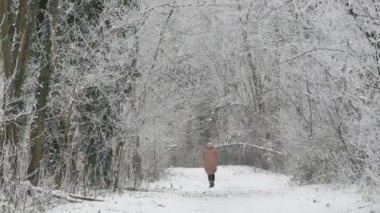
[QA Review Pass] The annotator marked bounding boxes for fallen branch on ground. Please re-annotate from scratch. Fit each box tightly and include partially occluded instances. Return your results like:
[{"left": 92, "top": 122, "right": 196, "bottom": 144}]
[
  {"left": 65, "top": 193, "right": 104, "bottom": 202},
  {"left": 4, "top": 179, "right": 103, "bottom": 203},
  {"left": 28, "top": 183, "right": 105, "bottom": 202}
]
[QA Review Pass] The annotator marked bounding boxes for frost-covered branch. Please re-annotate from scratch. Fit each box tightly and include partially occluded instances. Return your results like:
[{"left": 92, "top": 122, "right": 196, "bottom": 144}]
[
  {"left": 151, "top": 2, "right": 252, "bottom": 9},
  {"left": 0, "top": 14, "right": 5, "bottom": 27},
  {"left": 280, "top": 48, "right": 345, "bottom": 64},
  {"left": 216, "top": 143, "right": 282, "bottom": 155},
  {"left": 257, "top": 0, "right": 294, "bottom": 21}
]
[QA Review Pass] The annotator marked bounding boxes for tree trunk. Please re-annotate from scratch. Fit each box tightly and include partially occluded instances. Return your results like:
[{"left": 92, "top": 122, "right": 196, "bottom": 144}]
[
  {"left": 236, "top": 2, "right": 263, "bottom": 113},
  {"left": 0, "top": 0, "right": 12, "bottom": 80},
  {"left": 1, "top": 0, "right": 40, "bottom": 180},
  {"left": 0, "top": 0, "right": 11, "bottom": 180},
  {"left": 28, "top": 0, "right": 60, "bottom": 186}
]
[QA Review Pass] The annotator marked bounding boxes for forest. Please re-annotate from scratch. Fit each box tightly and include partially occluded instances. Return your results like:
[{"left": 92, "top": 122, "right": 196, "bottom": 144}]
[{"left": 0, "top": 0, "right": 379, "bottom": 211}]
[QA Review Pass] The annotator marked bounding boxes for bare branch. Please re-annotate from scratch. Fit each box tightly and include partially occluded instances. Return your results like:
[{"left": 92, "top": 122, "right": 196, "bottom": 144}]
[
  {"left": 279, "top": 48, "right": 345, "bottom": 64},
  {"left": 151, "top": 6, "right": 174, "bottom": 70},
  {"left": 0, "top": 14, "right": 5, "bottom": 27},
  {"left": 258, "top": 0, "right": 294, "bottom": 21},
  {"left": 216, "top": 143, "right": 282, "bottom": 155},
  {"left": 156, "top": 3, "right": 251, "bottom": 8}
]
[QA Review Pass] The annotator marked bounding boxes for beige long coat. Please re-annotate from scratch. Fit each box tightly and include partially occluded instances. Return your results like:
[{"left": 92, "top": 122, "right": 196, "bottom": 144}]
[{"left": 203, "top": 143, "right": 218, "bottom": 175}]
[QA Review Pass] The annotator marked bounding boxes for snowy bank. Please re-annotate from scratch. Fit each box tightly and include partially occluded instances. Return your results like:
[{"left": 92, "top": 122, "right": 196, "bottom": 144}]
[{"left": 48, "top": 166, "right": 377, "bottom": 213}]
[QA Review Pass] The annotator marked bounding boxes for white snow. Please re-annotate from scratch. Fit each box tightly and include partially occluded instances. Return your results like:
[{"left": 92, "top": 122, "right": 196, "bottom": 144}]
[{"left": 48, "top": 166, "right": 376, "bottom": 213}]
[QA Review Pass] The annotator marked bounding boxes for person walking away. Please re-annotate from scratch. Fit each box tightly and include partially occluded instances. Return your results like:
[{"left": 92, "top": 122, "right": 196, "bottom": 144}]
[{"left": 203, "top": 142, "right": 218, "bottom": 188}]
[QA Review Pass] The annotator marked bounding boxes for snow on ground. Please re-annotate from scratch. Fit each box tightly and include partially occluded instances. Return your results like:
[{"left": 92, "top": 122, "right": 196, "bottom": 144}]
[{"left": 49, "top": 166, "right": 376, "bottom": 213}]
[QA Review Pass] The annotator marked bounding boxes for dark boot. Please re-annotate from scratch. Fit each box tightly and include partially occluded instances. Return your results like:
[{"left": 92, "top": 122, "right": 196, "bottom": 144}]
[{"left": 208, "top": 174, "right": 215, "bottom": 188}]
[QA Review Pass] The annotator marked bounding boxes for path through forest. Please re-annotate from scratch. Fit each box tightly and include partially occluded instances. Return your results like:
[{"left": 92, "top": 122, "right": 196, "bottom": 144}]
[{"left": 49, "top": 166, "right": 375, "bottom": 213}]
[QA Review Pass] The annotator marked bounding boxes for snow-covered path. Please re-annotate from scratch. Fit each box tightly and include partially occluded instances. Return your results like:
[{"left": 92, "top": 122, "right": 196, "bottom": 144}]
[{"left": 49, "top": 166, "right": 373, "bottom": 213}]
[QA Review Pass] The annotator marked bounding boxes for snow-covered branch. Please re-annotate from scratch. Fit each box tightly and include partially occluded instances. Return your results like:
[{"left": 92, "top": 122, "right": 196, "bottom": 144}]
[
  {"left": 216, "top": 143, "right": 282, "bottom": 155},
  {"left": 0, "top": 14, "right": 5, "bottom": 27},
  {"left": 280, "top": 48, "right": 345, "bottom": 64},
  {"left": 150, "top": 2, "right": 252, "bottom": 9},
  {"left": 258, "top": 0, "right": 294, "bottom": 21}
]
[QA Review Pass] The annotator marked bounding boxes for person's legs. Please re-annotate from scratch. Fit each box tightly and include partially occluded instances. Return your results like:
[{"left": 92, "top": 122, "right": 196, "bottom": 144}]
[{"left": 208, "top": 174, "right": 215, "bottom": 188}]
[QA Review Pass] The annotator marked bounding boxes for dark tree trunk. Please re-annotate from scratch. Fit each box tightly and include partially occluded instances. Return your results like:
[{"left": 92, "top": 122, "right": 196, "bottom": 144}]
[{"left": 28, "top": 0, "right": 60, "bottom": 186}]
